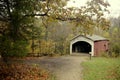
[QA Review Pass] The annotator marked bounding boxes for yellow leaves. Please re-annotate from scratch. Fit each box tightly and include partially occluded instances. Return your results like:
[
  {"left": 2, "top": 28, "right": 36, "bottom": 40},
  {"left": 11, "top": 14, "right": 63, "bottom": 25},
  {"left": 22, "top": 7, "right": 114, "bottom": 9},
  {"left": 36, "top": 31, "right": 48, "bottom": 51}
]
[
  {"left": 38, "top": 0, "right": 110, "bottom": 34},
  {"left": 40, "top": 2, "right": 48, "bottom": 12},
  {"left": 81, "top": 0, "right": 110, "bottom": 32},
  {"left": 39, "top": 40, "right": 55, "bottom": 55}
]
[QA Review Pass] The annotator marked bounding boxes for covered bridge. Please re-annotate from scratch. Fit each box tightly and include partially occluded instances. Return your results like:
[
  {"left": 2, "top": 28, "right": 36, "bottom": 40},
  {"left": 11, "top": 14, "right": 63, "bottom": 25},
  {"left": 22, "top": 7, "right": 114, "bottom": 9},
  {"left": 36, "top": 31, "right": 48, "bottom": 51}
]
[{"left": 70, "top": 35, "right": 109, "bottom": 56}]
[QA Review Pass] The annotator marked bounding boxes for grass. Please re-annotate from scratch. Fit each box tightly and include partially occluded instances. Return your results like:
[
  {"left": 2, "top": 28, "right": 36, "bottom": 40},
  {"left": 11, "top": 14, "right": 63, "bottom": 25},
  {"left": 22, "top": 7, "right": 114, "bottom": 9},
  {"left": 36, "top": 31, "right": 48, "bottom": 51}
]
[{"left": 82, "top": 57, "right": 120, "bottom": 80}]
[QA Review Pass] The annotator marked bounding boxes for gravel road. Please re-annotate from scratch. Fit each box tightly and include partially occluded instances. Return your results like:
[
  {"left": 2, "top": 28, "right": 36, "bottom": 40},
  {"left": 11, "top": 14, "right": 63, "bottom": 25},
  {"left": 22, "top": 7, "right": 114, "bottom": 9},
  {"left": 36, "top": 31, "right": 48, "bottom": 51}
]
[{"left": 25, "top": 56, "right": 88, "bottom": 80}]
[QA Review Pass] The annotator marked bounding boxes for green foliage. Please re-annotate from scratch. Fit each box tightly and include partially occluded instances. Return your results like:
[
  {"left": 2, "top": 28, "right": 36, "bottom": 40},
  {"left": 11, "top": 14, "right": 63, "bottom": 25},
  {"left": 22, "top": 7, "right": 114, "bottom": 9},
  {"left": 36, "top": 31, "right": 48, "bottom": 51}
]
[
  {"left": 47, "top": 22, "right": 73, "bottom": 55},
  {"left": 100, "top": 52, "right": 110, "bottom": 58},
  {"left": 109, "top": 27, "right": 120, "bottom": 57},
  {"left": 0, "top": 36, "right": 28, "bottom": 57},
  {"left": 0, "top": 0, "right": 110, "bottom": 57},
  {"left": 70, "top": 0, "right": 110, "bottom": 35},
  {"left": 27, "top": 21, "right": 72, "bottom": 56},
  {"left": 95, "top": 16, "right": 120, "bottom": 57},
  {"left": 82, "top": 57, "right": 120, "bottom": 80},
  {"left": 8, "top": 40, "right": 28, "bottom": 57},
  {"left": 39, "top": 40, "right": 55, "bottom": 56}
]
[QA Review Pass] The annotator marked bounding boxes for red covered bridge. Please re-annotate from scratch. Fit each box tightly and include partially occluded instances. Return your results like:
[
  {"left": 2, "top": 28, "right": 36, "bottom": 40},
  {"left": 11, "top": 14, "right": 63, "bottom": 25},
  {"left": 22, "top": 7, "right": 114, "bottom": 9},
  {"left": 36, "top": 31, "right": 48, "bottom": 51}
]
[{"left": 70, "top": 35, "right": 109, "bottom": 56}]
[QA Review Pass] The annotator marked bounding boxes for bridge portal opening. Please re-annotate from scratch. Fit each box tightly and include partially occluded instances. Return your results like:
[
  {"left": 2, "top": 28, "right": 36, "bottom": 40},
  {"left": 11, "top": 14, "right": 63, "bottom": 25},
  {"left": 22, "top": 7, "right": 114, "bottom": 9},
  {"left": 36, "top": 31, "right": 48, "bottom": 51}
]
[{"left": 72, "top": 41, "right": 91, "bottom": 53}]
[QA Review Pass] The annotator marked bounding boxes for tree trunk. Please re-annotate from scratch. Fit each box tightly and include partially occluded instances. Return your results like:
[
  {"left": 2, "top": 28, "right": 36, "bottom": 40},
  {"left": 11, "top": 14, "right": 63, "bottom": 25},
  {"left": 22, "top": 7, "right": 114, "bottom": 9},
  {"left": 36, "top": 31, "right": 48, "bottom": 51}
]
[{"left": 31, "top": 38, "right": 35, "bottom": 54}]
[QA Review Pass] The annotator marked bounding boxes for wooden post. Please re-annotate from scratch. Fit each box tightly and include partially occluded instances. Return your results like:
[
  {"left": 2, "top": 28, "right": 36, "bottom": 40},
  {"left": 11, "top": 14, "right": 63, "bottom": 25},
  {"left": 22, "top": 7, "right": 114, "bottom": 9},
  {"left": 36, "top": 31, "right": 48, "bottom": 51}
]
[{"left": 89, "top": 52, "right": 92, "bottom": 60}]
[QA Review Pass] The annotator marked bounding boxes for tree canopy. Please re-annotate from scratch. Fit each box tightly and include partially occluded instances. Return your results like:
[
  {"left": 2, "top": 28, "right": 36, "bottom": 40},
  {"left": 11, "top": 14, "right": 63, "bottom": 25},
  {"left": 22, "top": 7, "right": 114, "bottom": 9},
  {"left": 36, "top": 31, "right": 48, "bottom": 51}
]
[{"left": 0, "top": 0, "right": 110, "bottom": 58}]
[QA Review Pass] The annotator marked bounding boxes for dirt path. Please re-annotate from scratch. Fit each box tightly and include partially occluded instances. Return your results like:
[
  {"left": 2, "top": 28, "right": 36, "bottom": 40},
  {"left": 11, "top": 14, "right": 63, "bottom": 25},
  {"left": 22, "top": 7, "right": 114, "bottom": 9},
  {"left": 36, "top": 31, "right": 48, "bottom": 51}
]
[{"left": 25, "top": 56, "right": 88, "bottom": 80}]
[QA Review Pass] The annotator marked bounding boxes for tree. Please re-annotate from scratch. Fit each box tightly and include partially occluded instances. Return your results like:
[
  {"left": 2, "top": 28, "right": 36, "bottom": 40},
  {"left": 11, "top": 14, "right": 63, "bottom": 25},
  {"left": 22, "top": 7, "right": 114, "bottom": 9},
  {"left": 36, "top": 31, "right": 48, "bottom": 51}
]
[
  {"left": 94, "top": 16, "right": 120, "bottom": 57},
  {"left": 108, "top": 16, "right": 120, "bottom": 56},
  {"left": 110, "top": 27, "right": 120, "bottom": 56},
  {"left": 0, "top": 0, "right": 39, "bottom": 60},
  {"left": 0, "top": 0, "right": 110, "bottom": 59},
  {"left": 47, "top": 21, "right": 73, "bottom": 54}
]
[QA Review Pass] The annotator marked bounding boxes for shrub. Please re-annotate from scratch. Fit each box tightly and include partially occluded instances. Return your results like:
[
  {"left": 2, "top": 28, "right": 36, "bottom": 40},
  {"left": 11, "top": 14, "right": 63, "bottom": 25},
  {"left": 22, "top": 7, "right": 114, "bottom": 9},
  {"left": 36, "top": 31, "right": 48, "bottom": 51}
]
[
  {"left": 8, "top": 40, "right": 28, "bottom": 57},
  {"left": 100, "top": 52, "right": 110, "bottom": 58},
  {"left": 0, "top": 36, "right": 28, "bottom": 57},
  {"left": 38, "top": 40, "right": 55, "bottom": 56},
  {"left": 110, "top": 52, "right": 119, "bottom": 58},
  {"left": 100, "top": 51, "right": 120, "bottom": 58}
]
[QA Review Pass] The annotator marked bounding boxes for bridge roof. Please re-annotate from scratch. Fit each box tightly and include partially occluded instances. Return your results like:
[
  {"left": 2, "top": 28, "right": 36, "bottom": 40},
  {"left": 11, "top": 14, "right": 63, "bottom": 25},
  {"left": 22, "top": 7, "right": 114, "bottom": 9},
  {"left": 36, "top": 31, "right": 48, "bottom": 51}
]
[{"left": 71, "top": 34, "right": 108, "bottom": 41}]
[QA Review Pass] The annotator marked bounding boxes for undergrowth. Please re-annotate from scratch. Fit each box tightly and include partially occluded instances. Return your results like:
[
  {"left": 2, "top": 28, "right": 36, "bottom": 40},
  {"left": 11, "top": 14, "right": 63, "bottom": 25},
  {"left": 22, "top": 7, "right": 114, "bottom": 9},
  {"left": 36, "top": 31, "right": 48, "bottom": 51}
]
[{"left": 0, "top": 61, "right": 52, "bottom": 80}]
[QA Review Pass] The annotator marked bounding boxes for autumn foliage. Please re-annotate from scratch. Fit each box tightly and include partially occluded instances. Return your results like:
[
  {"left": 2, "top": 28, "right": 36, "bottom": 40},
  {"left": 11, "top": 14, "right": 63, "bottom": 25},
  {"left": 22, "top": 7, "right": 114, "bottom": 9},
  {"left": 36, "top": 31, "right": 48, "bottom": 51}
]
[{"left": 0, "top": 62, "right": 50, "bottom": 80}]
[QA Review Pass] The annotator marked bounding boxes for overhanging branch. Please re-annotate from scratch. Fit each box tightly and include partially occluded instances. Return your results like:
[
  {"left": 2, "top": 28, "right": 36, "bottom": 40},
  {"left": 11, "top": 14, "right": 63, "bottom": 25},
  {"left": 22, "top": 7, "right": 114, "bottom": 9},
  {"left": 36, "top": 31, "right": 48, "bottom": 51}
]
[{"left": 24, "top": 12, "right": 48, "bottom": 17}]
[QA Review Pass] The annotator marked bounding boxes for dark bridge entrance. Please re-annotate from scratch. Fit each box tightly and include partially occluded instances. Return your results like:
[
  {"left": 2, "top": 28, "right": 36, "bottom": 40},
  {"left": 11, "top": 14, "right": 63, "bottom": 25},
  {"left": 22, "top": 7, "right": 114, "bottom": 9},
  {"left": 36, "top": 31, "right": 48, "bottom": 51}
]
[{"left": 72, "top": 41, "right": 91, "bottom": 53}]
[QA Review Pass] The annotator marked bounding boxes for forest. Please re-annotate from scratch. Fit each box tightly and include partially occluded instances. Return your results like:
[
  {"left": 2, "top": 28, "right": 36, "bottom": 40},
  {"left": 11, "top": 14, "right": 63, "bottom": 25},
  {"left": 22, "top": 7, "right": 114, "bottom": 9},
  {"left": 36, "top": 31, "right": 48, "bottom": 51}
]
[
  {"left": 0, "top": 0, "right": 113, "bottom": 58},
  {"left": 0, "top": 0, "right": 120, "bottom": 80}
]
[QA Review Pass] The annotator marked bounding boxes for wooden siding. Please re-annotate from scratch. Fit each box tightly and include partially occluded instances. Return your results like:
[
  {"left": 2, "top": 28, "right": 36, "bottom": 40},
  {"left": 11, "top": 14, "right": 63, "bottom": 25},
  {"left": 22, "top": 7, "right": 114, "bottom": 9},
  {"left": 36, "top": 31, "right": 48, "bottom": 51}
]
[{"left": 94, "top": 40, "right": 109, "bottom": 56}]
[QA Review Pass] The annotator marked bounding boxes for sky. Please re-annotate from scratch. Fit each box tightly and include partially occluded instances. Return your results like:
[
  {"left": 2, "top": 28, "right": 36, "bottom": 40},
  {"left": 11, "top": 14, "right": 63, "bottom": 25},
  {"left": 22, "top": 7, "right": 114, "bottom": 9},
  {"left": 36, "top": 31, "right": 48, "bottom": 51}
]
[{"left": 67, "top": 0, "right": 120, "bottom": 18}]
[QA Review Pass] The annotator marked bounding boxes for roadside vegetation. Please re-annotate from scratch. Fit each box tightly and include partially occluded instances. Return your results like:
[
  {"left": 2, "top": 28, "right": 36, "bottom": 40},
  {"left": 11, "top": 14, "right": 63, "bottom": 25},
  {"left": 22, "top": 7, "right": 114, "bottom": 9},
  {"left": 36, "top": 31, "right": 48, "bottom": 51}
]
[
  {"left": 0, "top": 0, "right": 110, "bottom": 59},
  {"left": 0, "top": 58, "right": 55, "bottom": 80},
  {"left": 82, "top": 57, "right": 120, "bottom": 80},
  {"left": 82, "top": 16, "right": 120, "bottom": 80},
  {"left": 0, "top": 0, "right": 120, "bottom": 80}
]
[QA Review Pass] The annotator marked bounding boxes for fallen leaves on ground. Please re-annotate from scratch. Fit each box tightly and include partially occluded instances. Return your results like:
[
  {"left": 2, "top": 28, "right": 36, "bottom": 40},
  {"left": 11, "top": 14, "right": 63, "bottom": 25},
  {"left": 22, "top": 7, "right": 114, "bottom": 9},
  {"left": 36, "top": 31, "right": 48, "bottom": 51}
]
[{"left": 0, "top": 61, "right": 50, "bottom": 80}]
